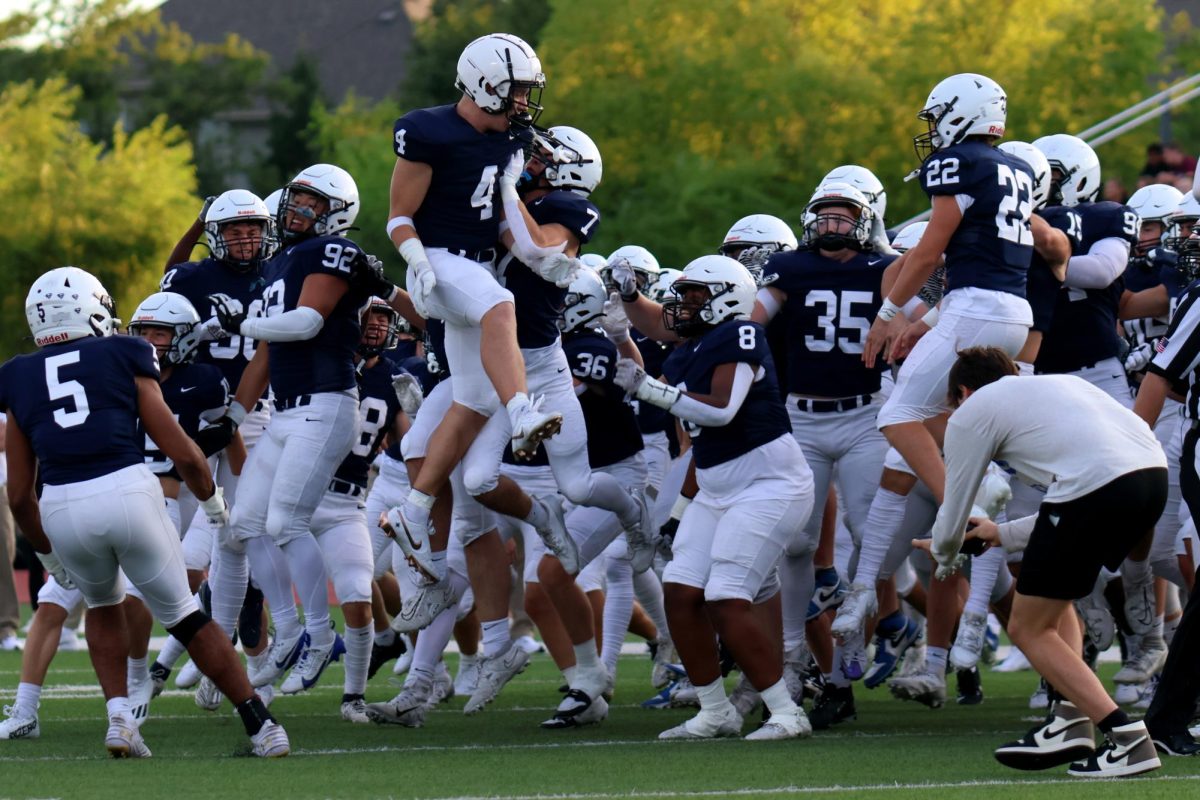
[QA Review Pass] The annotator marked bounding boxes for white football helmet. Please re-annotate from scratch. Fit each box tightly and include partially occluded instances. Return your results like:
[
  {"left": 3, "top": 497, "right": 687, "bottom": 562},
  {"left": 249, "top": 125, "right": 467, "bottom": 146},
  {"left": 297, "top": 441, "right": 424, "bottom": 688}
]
[
  {"left": 128, "top": 291, "right": 203, "bottom": 365},
  {"left": 802, "top": 182, "right": 874, "bottom": 251},
  {"left": 559, "top": 268, "right": 608, "bottom": 333},
  {"left": 1033, "top": 134, "right": 1101, "bottom": 207},
  {"left": 998, "top": 141, "right": 1053, "bottom": 210},
  {"left": 606, "top": 245, "right": 660, "bottom": 295},
  {"left": 538, "top": 126, "right": 602, "bottom": 196},
  {"left": 578, "top": 253, "right": 607, "bottom": 274},
  {"left": 26, "top": 267, "right": 118, "bottom": 346},
  {"left": 205, "top": 189, "right": 275, "bottom": 270},
  {"left": 280, "top": 163, "right": 359, "bottom": 238},
  {"left": 914, "top": 73, "right": 1007, "bottom": 162},
  {"left": 890, "top": 221, "right": 928, "bottom": 253},
  {"left": 1128, "top": 184, "right": 1185, "bottom": 226},
  {"left": 719, "top": 214, "right": 797, "bottom": 284},
  {"left": 820, "top": 165, "right": 887, "bottom": 221},
  {"left": 647, "top": 268, "right": 683, "bottom": 305},
  {"left": 263, "top": 188, "right": 283, "bottom": 218},
  {"left": 663, "top": 255, "right": 757, "bottom": 336},
  {"left": 1165, "top": 193, "right": 1200, "bottom": 252},
  {"left": 359, "top": 297, "right": 400, "bottom": 357},
  {"left": 455, "top": 33, "right": 545, "bottom": 126}
]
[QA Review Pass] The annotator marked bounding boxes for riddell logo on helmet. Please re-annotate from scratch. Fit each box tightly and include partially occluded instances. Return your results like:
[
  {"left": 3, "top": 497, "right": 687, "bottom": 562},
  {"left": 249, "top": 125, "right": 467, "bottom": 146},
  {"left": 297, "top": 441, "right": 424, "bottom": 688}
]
[
  {"left": 989, "top": 125, "right": 1005, "bottom": 135},
  {"left": 36, "top": 331, "right": 71, "bottom": 345}
]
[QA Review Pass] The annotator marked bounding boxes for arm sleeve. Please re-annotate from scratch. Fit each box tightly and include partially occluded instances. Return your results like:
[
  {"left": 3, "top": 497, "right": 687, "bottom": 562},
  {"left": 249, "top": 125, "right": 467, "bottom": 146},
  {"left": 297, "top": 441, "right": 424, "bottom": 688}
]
[
  {"left": 997, "top": 514, "right": 1037, "bottom": 553},
  {"left": 1063, "top": 238, "right": 1130, "bottom": 289},
  {"left": 930, "top": 411, "right": 997, "bottom": 563},
  {"left": 756, "top": 288, "right": 782, "bottom": 322},
  {"left": 670, "top": 362, "right": 756, "bottom": 427},
  {"left": 239, "top": 306, "right": 324, "bottom": 343}
]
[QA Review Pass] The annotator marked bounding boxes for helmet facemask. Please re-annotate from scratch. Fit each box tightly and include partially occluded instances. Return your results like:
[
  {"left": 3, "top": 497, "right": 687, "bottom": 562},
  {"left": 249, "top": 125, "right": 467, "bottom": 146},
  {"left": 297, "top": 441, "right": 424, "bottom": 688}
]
[
  {"left": 913, "top": 97, "right": 955, "bottom": 163},
  {"left": 662, "top": 280, "right": 733, "bottom": 338},
  {"left": 358, "top": 303, "right": 400, "bottom": 358},
  {"left": 1176, "top": 236, "right": 1200, "bottom": 281},
  {"left": 278, "top": 185, "right": 354, "bottom": 241},
  {"left": 804, "top": 203, "right": 871, "bottom": 252},
  {"left": 209, "top": 219, "right": 272, "bottom": 272}
]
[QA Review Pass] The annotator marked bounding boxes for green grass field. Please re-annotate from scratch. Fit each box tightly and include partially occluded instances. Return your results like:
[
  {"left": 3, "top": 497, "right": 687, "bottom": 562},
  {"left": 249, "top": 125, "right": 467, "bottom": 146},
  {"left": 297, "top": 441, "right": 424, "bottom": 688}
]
[{"left": 2, "top": 630, "right": 1199, "bottom": 800}]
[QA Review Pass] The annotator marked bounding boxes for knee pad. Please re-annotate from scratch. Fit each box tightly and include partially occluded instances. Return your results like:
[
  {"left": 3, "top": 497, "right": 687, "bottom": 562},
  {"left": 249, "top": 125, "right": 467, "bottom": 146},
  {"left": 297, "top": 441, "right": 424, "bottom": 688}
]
[
  {"left": 462, "top": 461, "right": 500, "bottom": 498},
  {"left": 167, "top": 610, "right": 212, "bottom": 647}
]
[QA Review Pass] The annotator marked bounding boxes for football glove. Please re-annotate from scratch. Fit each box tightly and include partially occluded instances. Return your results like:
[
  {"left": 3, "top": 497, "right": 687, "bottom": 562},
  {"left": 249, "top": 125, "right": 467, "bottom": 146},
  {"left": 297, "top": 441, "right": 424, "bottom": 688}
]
[
  {"left": 608, "top": 257, "right": 639, "bottom": 302},
  {"left": 193, "top": 417, "right": 238, "bottom": 457},
  {"left": 353, "top": 252, "right": 399, "bottom": 301},
  {"left": 1124, "top": 341, "right": 1154, "bottom": 374},
  {"left": 36, "top": 550, "right": 74, "bottom": 590},
  {"left": 600, "top": 292, "right": 630, "bottom": 344},
  {"left": 392, "top": 372, "right": 424, "bottom": 415},
  {"left": 207, "top": 293, "right": 247, "bottom": 335}
]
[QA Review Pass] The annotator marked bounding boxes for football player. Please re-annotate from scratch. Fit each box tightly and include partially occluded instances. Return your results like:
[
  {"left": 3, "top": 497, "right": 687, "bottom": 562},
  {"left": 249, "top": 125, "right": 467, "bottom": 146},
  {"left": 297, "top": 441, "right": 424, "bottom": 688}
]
[{"left": 2, "top": 267, "right": 287, "bottom": 757}]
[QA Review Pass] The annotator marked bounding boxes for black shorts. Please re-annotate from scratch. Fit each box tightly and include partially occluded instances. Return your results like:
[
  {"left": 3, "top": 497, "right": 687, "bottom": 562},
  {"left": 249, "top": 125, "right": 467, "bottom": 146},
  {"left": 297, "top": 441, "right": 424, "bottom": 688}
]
[{"left": 1017, "top": 467, "right": 1168, "bottom": 601}]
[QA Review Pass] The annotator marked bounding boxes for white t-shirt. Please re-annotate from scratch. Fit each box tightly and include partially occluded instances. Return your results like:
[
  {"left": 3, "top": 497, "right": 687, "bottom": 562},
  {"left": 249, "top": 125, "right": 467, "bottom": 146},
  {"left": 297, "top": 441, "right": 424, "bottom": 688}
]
[{"left": 931, "top": 374, "right": 1166, "bottom": 560}]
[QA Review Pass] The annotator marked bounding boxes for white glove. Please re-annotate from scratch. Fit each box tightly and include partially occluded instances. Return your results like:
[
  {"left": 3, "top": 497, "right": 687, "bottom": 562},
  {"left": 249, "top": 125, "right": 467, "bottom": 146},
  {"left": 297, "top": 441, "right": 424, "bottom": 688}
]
[
  {"left": 531, "top": 252, "right": 580, "bottom": 288},
  {"left": 1124, "top": 342, "right": 1154, "bottom": 373},
  {"left": 615, "top": 358, "right": 681, "bottom": 409},
  {"left": 405, "top": 260, "right": 436, "bottom": 319},
  {"left": 869, "top": 215, "right": 898, "bottom": 255},
  {"left": 37, "top": 550, "right": 74, "bottom": 590},
  {"left": 200, "top": 486, "right": 230, "bottom": 527},
  {"left": 500, "top": 151, "right": 525, "bottom": 193},
  {"left": 195, "top": 317, "right": 227, "bottom": 343},
  {"left": 600, "top": 292, "right": 630, "bottom": 344},
  {"left": 608, "top": 257, "right": 639, "bottom": 301},
  {"left": 392, "top": 372, "right": 424, "bottom": 415}
]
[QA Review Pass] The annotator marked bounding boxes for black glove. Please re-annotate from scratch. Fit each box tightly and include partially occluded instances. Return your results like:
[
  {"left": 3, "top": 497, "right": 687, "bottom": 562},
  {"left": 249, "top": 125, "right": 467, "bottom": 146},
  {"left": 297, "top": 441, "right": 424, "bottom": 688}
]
[
  {"left": 656, "top": 517, "right": 679, "bottom": 561},
  {"left": 198, "top": 195, "right": 217, "bottom": 224},
  {"left": 207, "top": 293, "right": 247, "bottom": 335},
  {"left": 193, "top": 417, "right": 237, "bottom": 457},
  {"left": 352, "top": 252, "right": 398, "bottom": 300}
]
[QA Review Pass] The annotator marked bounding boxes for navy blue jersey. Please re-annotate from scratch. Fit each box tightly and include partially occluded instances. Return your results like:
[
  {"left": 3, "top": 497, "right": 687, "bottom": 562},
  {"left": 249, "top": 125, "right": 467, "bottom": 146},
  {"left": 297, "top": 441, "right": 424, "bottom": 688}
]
[
  {"left": 142, "top": 362, "right": 229, "bottom": 479},
  {"left": 765, "top": 249, "right": 892, "bottom": 397},
  {"left": 161, "top": 258, "right": 268, "bottom": 393},
  {"left": 632, "top": 328, "right": 674, "bottom": 435},
  {"left": 335, "top": 356, "right": 404, "bottom": 489},
  {"left": 0, "top": 336, "right": 159, "bottom": 485},
  {"left": 501, "top": 191, "right": 602, "bottom": 350},
  {"left": 1023, "top": 207, "right": 1081, "bottom": 333},
  {"left": 260, "top": 235, "right": 373, "bottom": 401},
  {"left": 662, "top": 319, "right": 790, "bottom": 469},
  {"left": 383, "top": 355, "right": 434, "bottom": 462},
  {"left": 920, "top": 141, "right": 1034, "bottom": 297},
  {"left": 391, "top": 338, "right": 419, "bottom": 363},
  {"left": 393, "top": 104, "right": 523, "bottom": 251},
  {"left": 1123, "top": 258, "right": 1191, "bottom": 349},
  {"left": 423, "top": 318, "right": 450, "bottom": 380},
  {"left": 563, "top": 329, "right": 642, "bottom": 468},
  {"left": 1035, "top": 202, "right": 1138, "bottom": 374}
]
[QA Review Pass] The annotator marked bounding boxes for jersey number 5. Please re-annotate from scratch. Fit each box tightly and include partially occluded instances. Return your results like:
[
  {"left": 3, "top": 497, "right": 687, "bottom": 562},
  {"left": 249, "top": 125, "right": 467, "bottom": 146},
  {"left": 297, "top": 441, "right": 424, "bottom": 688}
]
[{"left": 45, "top": 351, "right": 90, "bottom": 428}]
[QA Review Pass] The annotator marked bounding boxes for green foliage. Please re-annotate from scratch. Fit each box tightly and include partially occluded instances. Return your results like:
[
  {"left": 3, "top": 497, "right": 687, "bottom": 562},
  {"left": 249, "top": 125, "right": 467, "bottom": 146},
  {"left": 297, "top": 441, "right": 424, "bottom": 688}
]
[
  {"left": 257, "top": 57, "right": 327, "bottom": 193},
  {"left": 0, "top": 79, "right": 199, "bottom": 358}
]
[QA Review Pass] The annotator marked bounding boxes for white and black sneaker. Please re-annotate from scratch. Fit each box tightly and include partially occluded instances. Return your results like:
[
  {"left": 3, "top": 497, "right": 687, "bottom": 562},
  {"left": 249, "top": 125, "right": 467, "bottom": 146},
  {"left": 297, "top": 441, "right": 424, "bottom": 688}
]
[
  {"left": 994, "top": 702, "right": 1096, "bottom": 770},
  {"left": 0, "top": 704, "right": 39, "bottom": 740},
  {"left": 1068, "top": 721, "right": 1161, "bottom": 778},
  {"left": 541, "top": 689, "right": 609, "bottom": 729}
]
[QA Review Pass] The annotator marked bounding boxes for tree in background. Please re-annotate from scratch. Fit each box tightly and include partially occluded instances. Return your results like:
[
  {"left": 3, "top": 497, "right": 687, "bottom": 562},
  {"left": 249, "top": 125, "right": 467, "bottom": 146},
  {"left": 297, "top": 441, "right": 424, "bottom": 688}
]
[
  {"left": 258, "top": 56, "right": 327, "bottom": 193},
  {"left": 0, "top": 79, "right": 199, "bottom": 358}
]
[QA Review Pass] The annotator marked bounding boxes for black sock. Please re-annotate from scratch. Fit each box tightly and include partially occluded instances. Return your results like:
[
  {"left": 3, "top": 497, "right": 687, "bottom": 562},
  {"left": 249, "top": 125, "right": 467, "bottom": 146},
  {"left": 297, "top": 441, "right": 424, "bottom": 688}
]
[
  {"left": 1099, "top": 708, "right": 1131, "bottom": 734},
  {"left": 235, "top": 695, "right": 275, "bottom": 737},
  {"left": 1045, "top": 682, "right": 1064, "bottom": 705},
  {"left": 342, "top": 693, "right": 364, "bottom": 703}
]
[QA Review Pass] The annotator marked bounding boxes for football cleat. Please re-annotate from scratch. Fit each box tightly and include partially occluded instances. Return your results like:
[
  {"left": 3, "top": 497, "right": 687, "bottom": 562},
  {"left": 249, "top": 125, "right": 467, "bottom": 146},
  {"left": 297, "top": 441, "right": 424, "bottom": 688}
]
[
  {"left": 981, "top": 614, "right": 1002, "bottom": 666},
  {"left": 863, "top": 615, "right": 922, "bottom": 688},
  {"left": 253, "top": 630, "right": 308, "bottom": 688},
  {"left": 1067, "top": 721, "right": 1160, "bottom": 778},
  {"left": 195, "top": 676, "right": 223, "bottom": 711},
  {"left": 454, "top": 653, "right": 481, "bottom": 696},
  {"left": 366, "top": 678, "right": 431, "bottom": 725},
  {"left": 368, "top": 632, "right": 410, "bottom": 679},
  {"left": 729, "top": 673, "right": 762, "bottom": 718},
  {"left": 0, "top": 705, "right": 39, "bottom": 740},
  {"left": 807, "top": 566, "right": 849, "bottom": 620},
  {"left": 1151, "top": 730, "right": 1200, "bottom": 756},
  {"left": 105, "top": 715, "right": 151, "bottom": 758},
  {"left": 658, "top": 702, "right": 743, "bottom": 740},
  {"left": 651, "top": 638, "right": 680, "bottom": 690},
  {"left": 391, "top": 573, "right": 455, "bottom": 634},
  {"left": 531, "top": 494, "right": 579, "bottom": 575},
  {"left": 839, "top": 628, "right": 869, "bottom": 682},
  {"left": 995, "top": 702, "right": 1096, "bottom": 770},
  {"left": 541, "top": 689, "right": 609, "bottom": 729},
  {"left": 1134, "top": 675, "right": 1159, "bottom": 711},
  {"left": 993, "top": 647, "right": 1032, "bottom": 673},
  {"left": 464, "top": 646, "right": 530, "bottom": 715},
  {"left": 1113, "top": 637, "right": 1167, "bottom": 685},
  {"left": 428, "top": 660, "right": 455, "bottom": 707},
  {"left": 955, "top": 666, "right": 984, "bottom": 705},
  {"left": 1113, "top": 680, "right": 1144, "bottom": 706},
  {"left": 128, "top": 673, "right": 154, "bottom": 728},
  {"left": 809, "top": 684, "right": 856, "bottom": 730},
  {"left": 949, "top": 611, "right": 988, "bottom": 671},
  {"left": 668, "top": 675, "right": 700, "bottom": 708},
  {"left": 148, "top": 662, "right": 171, "bottom": 699},
  {"left": 175, "top": 659, "right": 202, "bottom": 689},
  {"left": 624, "top": 489, "right": 656, "bottom": 575},
  {"left": 744, "top": 706, "right": 812, "bottom": 741},
  {"left": 249, "top": 720, "right": 290, "bottom": 758},
  {"left": 1029, "top": 678, "right": 1051, "bottom": 710},
  {"left": 888, "top": 669, "right": 946, "bottom": 709},
  {"left": 382, "top": 504, "right": 439, "bottom": 583},
  {"left": 340, "top": 696, "right": 371, "bottom": 724},
  {"left": 830, "top": 582, "right": 877, "bottom": 640},
  {"left": 281, "top": 634, "right": 346, "bottom": 694},
  {"left": 509, "top": 394, "right": 563, "bottom": 461},
  {"left": 392, "top": 636, "right": 415, "bottom": 675},
  {"left": 1075, "top": 589, "right": 1116, "bottom": 653}
]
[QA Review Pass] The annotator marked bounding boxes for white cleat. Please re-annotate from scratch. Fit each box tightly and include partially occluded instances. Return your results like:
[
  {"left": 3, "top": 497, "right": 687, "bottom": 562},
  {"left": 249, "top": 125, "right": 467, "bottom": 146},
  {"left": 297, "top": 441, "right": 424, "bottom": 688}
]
[
  {"left": 888, "top": 669, "right": 947, "bottom": 709},
  {"left": 390, "top": 574, "right": 455, "bottom": 633},
  {"left": 428, "top": 661, "right": 455, "bottom": 708},
  {"left": 624, "top": 489, "right": 656, "bottom": 575},
  {"left": 993, "top": 646, "right": 1032, "bottom": 673},
  {"left": 532, "top": 495, "right": 579, "bottom": 575},
  {"left": 366, "top": 678, "right": 431, "bottom": 725},
  {"left": 729, "top": 673, "right": 762, "bottom": 718},
  {"left": 0, "top": 705, "right": 39, "bottom": 740},
  {"left": 509, "top": 394, "right": 563, "bottom": 461},
  {"left": 1113, "top": 637, "right": 1168, "bottom": 685},
  {"left": 652, "top": 638, "right": 679, "bottom": 690},
  {"left": 541, "top": 690, "right": 609, "bottom": 729},
  {"left": 175, "top": 659, "right": 202, "bottom": 689},
  {"left": 341, "top": 697, "right": 371, "bottom": 724},
  {"left": 464, "top": 646, "right": 531, "bottom": 715},
  {"left": 950, "top": 611, "right": 989, "bottom": 671},
  {"left": 830, "top": 582, "right": 877, "bottom": 641},
  {"left": 393, "top": 636, "right": 415, "bottom": 676},
  {"left": 250, "top": 720, "right": 290, "bottom": 758},
  {"left": 382, "top": 504, "right": 439, "bottom": 583},
  {"left": 658, "top": 702, "right": 743, "bottom": 740},
  {"left": 105, "top": 715, "right": 151, "bottom": 758},
  {"left": 195, "top": 676, "right": 223, "bottom": 711},
  {"left": 454, "top": 654, "right": 481, "bottom": 696},
  {"left": 280, "top": 635, "right": 345, "bottom": 695},
  {"left": 128, "top": 673, "right": 154, "bottom": 729},
  {"left": 252, "top": 630, "right": 307, "bottom": 688},
  {"left": 745, "top": 706, "right": 812, "bottom": 741}
]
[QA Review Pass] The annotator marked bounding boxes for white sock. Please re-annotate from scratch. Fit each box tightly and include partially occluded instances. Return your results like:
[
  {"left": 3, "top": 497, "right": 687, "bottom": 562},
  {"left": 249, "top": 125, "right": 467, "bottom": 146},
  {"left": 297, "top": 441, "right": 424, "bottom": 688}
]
[
  {"left": 854, "top": 488, "right": 909, "bottom": 585},
  {"left": 759, "top": 678, "right": 798, "bottom": 715},
  {"left": 156, "top": 635, "right": 187, "bottom": 672},
  {"left": 208, "top": 545, "right": 249, "bottom": 639},
  {"left": 342, "top": 625, "right": 372, "bottom": 697},
  {"left": 926, "top": 646, "right": 948, "bottom": 675},
  {"left": 430, "top": 550, "right": 448, "bottom": 581},
  {"left": 481, "top": 618, "right": 511, "bottom": 658},
  {"left": 562, "top": 665, "right": 578, "bottom": 685},
  {"left": 573, "top": 639, "right": 600, "bottom": 672},
  {"left": 601, "top": 558, "right": 634, "bottom": 674},
  {"left": 505, "top": 392, "right": 531, "bottom": 418},
  {"left": 696, "top": 678, "right": 728, "bottom": 710},
  {"left": 246, "top": 536, "right": 301, "bottom": 641},
  {"left": 632, "top": 568, "right": 669, "bottom": 636},
  {"left": 106, "top": 696, "right": 130, "bottom": 720},
  {"left": 403, "top": 490, "right": 435, "bottom": 530},
  {"left": 246, "top": 651, "right": 268, "bottom": 673},
  {"left": 15, "top": 682, "right": 41, "bottom": 717},
  {"left": 127, "top": 656, "right": 148, "bottom": 687},
  {"left": 963, "top": 546, "right": 1005, "bottom": 617},
  {"left": 280, "top": 535, "right": 334, "bottom": 648},
  {"left": 780, "top": 552, "right": 815, "bottom": 652},
  {"left": 375, "top": 628, "right": 396, "bottom": 646},
  {"left": 412, "top": 603, "right": 458, "bottom": 676}
]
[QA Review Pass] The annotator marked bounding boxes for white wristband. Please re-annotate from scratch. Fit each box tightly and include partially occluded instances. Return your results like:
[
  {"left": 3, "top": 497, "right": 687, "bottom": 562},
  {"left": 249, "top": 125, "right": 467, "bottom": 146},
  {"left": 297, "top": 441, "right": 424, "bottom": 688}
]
[
  {"left": 670, "top": 495, "right": 692, "bottom": 521},
  {"left": 877, "top": 297, "right": 902, "bottom": 322},
  {"left": 921, "top": 306, "right": 940, "bottom": 327},
  {"left": 386, "top": 216, "right": 414, "bottom": 238},
  {"left": 227, "top": 400, "right": 247, "bottom": 427},
  {"left": 199, "top": 487, "right": 226, "bottom": 517}
]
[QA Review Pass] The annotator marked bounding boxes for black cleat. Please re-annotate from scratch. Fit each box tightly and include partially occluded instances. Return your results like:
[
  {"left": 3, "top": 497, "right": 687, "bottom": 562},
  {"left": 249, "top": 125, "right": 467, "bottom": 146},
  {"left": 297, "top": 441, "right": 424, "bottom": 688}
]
[
  {"left": 238, "top": 585, "right": 265, "bottom": 650},
  {"left": 1152, "top": 730, "right": 1200, "bottom": 756},
  {"left": 810, "top": 684, "right": 856, "bottom": 730},
  {"left": 367, "top": 634, "right": 409, "bottom": 679},
  {"left": 956, "top": 666, "right": 984, "bottom": 705}
]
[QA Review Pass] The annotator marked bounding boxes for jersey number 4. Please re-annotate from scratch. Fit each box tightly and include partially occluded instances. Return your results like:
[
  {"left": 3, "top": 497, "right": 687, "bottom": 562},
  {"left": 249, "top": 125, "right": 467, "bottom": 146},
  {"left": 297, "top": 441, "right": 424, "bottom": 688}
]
[
  {"left": 45, "top": 351, "right": 90, "bottom": 428},
  {"left": 471, "top": 166, "right": 499, "bottom": 221},
  {"left": 804, "top": 290, "right": 873, "bottom": 354}
]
